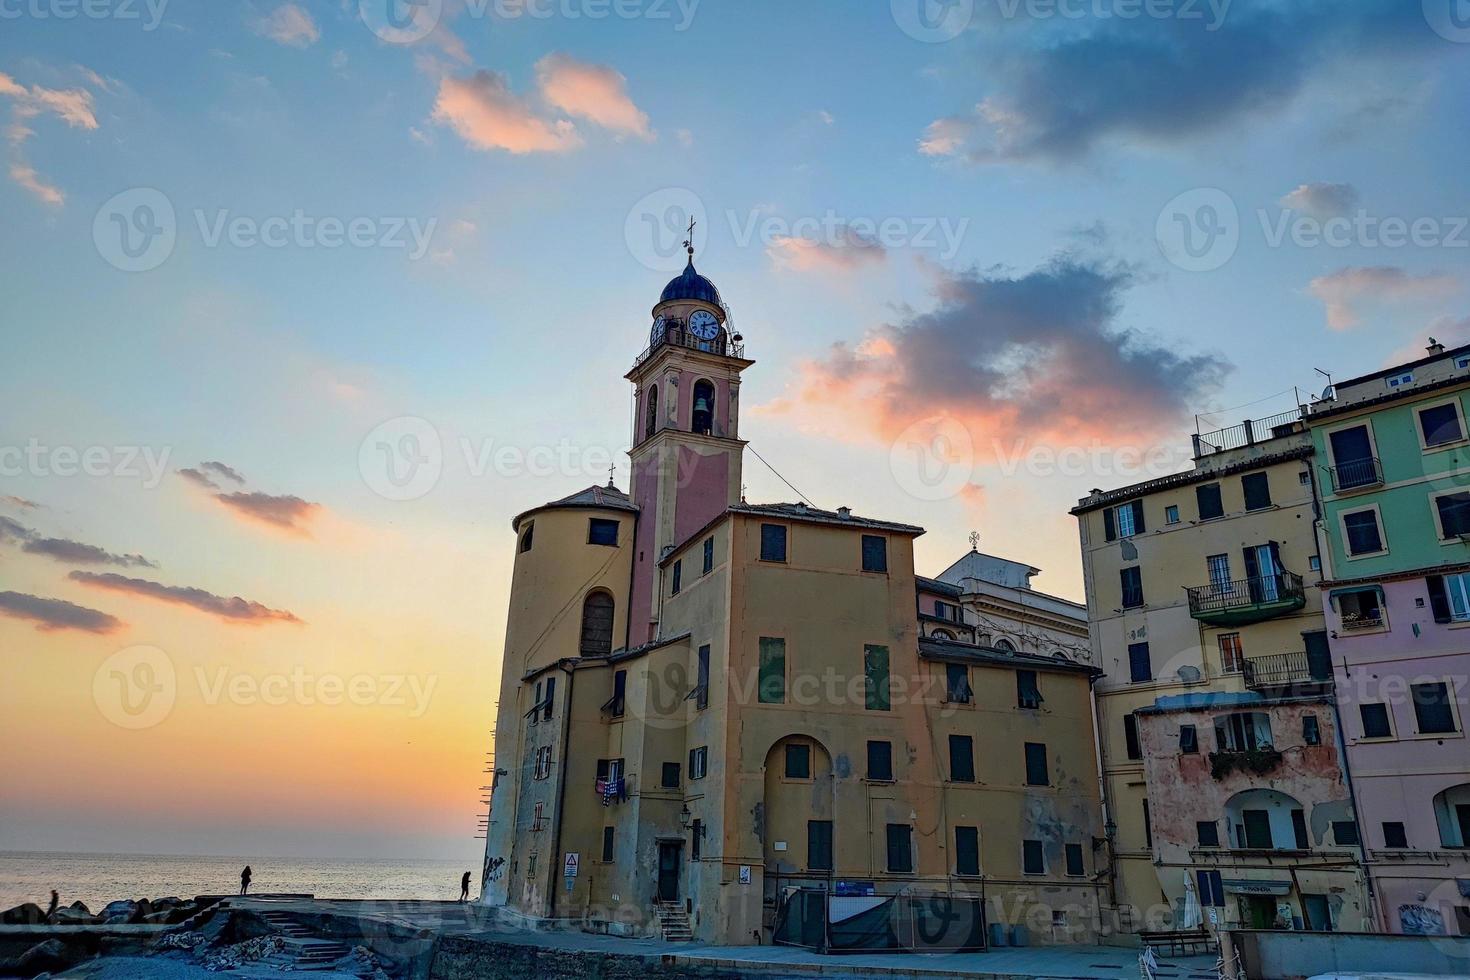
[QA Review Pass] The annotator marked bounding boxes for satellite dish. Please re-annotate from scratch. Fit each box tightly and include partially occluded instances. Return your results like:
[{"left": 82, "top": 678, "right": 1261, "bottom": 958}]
[
  {"left": 1177, "top": 665, "right": 1202, "bottom": 683},
  {"left": 1120, "top": 540, "right": 1139, "bottom": 561}
]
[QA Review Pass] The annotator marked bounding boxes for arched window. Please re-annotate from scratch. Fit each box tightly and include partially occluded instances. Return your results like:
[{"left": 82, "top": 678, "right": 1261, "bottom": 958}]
[
  {"left": 1432, "top": 783, "right": 1470, "bottom": 847},
  {"left": 645, "top": 385, "right": 658, "bottom": 440},
  {"left": 993, "top": 638, "right": 1016, "bottom": 652},
  {"left": 580, "top": 591, "right": 615, "bottom": 656},
  {"left": 932, "top": 629, "right": 955, "bottom": 641},
  {"left": 692, "top": 380, "right": 715, "bottom": 436}
]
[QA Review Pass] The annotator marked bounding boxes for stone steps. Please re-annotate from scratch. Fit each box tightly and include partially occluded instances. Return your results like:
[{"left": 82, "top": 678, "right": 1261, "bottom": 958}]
[{"left": 653, "top": 902, "right": 692, "bottom": 942}]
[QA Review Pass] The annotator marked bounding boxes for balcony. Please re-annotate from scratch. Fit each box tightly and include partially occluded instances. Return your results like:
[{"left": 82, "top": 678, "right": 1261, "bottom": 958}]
[
  {"left": 1242, "top": 651, "right": 1333, "bottom": 693},
  {"left": 632, "top": 320, "right": 746, "bottom": 371},
  {"left": 1186, "top": 573, "right": 1306, "bottom": 626},
  {"left": 1328, "top": 457, "right": 1384, "bottom": 493}
]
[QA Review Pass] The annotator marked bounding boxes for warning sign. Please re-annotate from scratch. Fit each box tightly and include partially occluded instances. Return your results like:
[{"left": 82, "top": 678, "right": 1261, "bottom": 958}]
[{"left": 564, "top": 853, "right": 579, "bottom": 878}]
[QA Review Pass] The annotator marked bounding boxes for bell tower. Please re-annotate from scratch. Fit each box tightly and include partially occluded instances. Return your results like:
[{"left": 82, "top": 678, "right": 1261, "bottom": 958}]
[{"left": 626, "top": 234, "right": 752, "bottom": 644}]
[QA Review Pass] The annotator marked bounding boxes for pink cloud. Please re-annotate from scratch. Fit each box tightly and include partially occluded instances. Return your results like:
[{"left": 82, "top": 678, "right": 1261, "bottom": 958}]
[
  {"left": 431, "top": 70, "right": 581, "bottom": 155},
  {"left": 767, "top": 229, "right": 888, "bottom": 275},
  {"left": 0, "top": 69, "right": 99, "bottom": 206},
  {"left": 252, "top": 3, "right": 320, "bottom": 47},
  {"left": 1307, "top": 266, "right": 1460, "bottom": 331},
  {"left": 534, "top": 53, "right": 652, "bottom": 141},
  {"left": 70, "top": 572, "right": 303, "bottom": 626}
]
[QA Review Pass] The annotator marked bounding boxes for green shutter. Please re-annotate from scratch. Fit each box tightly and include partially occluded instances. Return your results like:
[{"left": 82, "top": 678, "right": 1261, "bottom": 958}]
[
  {"left": 864, "top": 645, "right": 890, "bottom": 711},
  {"left": 759, "top": 637, "right": 786, "bottom": 703}
]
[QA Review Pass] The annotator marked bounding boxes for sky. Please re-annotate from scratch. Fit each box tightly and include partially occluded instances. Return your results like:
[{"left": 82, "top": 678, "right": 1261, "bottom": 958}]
[{"left": 0, "top": 0, "right": 1467, "bottom": 861}]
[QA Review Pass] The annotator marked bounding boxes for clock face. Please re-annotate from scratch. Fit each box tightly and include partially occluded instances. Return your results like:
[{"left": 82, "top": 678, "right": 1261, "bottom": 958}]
[
  {"left": 651, "top": 314, "right": 667, "bottom": 344},
  {"left": 688, "top": 310, "right": 720, "bottom": 340}
]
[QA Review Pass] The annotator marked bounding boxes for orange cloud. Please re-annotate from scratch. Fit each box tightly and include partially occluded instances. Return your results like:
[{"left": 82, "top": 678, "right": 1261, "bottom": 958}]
[
  {"left": 178, "top": 462, "right": 322, "bottom": 538},
  {"left": 1308, "top": 266, "right": 1460, "bottom": 331},
  {"left": 767, "top": 230, "right": 888, "bottom": 275},
  {"left": 70, "top": 572, "right": 303, "bottom": 626},
  {"left": 534, "top": 53, "right": 652, "bottom": 141},
  {"left": 431, "top": 70, "right": 581, "bottom": 155},
  {"left": 0, "top": 69, "right": 100, "bottom": 206}
]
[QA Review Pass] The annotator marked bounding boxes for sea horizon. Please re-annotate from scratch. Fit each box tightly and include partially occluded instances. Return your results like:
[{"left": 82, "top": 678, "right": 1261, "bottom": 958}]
[{"left": 0, "top": 850, "right": 483, "bottom": 913}]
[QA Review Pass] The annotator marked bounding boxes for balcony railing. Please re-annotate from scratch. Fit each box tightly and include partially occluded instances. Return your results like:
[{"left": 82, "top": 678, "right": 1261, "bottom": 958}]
[
  {"left": 1242, "top": 651, "right": 1332, "bottom": 692},
  {"left": 1194, "top": 408, "right": 1304, "bottom": 458},
  {"left": 1186, "top": 573, "right": 1306, "bottom": 626},
  {"left": 632, "top": 323, "right": 745, "bottom": 370},
  {"left": 1328, "top": 457, "right": 1384, "bottom": 493}
]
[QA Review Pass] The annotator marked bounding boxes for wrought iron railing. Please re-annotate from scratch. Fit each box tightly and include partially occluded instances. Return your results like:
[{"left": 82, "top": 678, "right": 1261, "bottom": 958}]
[
  {"left": 1186, "top": 573, "right": 1305, "bottom": 617},
  {"left": 632, "top": 325, "right": 745, "bottom": 370},
  {"left": 1328, "top": 457, "right": 1384, "bottom": 493},
  {"left": 1242, "top": 651, "right": 1328, "bottom": 690},
  {"left": 1195, "top": 409, "right": 1304, "bottom": 457}
]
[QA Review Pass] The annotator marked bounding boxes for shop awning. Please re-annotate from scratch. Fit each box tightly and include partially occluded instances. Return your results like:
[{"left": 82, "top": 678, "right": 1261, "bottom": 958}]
[{"left": 1221, "top": 878, "right": 1292, "bottom": 896}]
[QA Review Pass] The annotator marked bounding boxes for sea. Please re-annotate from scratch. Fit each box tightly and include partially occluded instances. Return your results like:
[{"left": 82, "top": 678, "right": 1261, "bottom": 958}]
[{"left": 0, "top": 851, "right": 477, "bottom": 913}]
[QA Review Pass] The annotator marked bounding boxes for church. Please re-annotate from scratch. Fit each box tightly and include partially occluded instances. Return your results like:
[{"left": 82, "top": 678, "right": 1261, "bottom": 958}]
[{"left": 479, "top": 248, "right": 1107, "bottom": 949}]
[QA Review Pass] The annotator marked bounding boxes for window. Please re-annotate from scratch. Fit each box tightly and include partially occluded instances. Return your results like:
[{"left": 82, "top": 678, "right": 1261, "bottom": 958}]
[
  {"left": 1143, "top": 800, "right": 1152, "bottom": 848},
  {"left": 1022, "top": 839, "right": 1044, "bottom": 875},
  {"left": 808, "top": 820, "right": 833, "bottom": 871},
  {"left": 1303, "top": 714, "right": 1321, "bottom": 746},
  {"left": 1360, "top": 702, "right": 1393, "bottom": 739},
  {"left": 1342, "top": 508, "right": 1385, "bottom": 556},
  {"left": 993, "top": 638, "right": 1016, "bottom": 652},
  {"left": 1016, "top": 670, "right": 1043, "bottom": 709},
  {"left": 702, "top": 536, "right": 714, "bottom": 574},
  {"left": 1329, "top": 424, "right": 1378, "bottom": 489},
  {"left": 861, "top": 534, "right": 888, "bottom": 572},
  {"left": 1197, "top": 821, "right": 1221, "bottom": 848},
  {"left": 645, "top": 383, "right": 658, "bottom": 439},
  {"left": 603, "top": 670, "right": 627, "bottom": 718},
  {"left": 1218, "top": 633, "right": 1244, "bottom": 673},
  {"left": 1024, "top": 742, "right": 1049, "bottom": 786},
  {"left": 691, "top": 379, "right": 715, "bottom": 435},
  {"left": 945, "top": 663, "right": 973, "bottom": 704},
  {"left": 1242, "top": 471, "right": 1272, "bottom": 511},
  {"left": 671, "top": 560, "right": 682, "bottom": 595},
  {"left": 588, "top": 518, "right": 619, "bottom": 546},
  {"left": 949, "top": 734, "right": 975, "bottom": 783},
  {"left": 867, "top": 740, "right": 893, "bottom": 781},
  {"left": 1065, "top": 843, "right": 1085, "bottom": 877},
  {"left": 532, "top": 746, "right": 553, "bottom": 780},
  {"left": 661, "top": 762, "right": 680, "bottom": 788},
  {"left": 864, "top": 645, "right": 890, "bottom": 711},
  {"left": 1165, "top": 504, "right": 1180, "bottom": 525},
  {"left": 886, "top": 824, "right": 913, "bottom": 873},
  {"left": 1388, "top": 371, "right": 1414, "bottom": 388},
  {"left": 785, "top": 743, "right": 811, "bottom": 779},
  {"left": 1338, "top": 588, "right": 1384, "bottom": 630},
  {"left": 1197, "top": 870, "right": 1225, "bottom": 907},
  {"left": 758, "top": 637, "right": 786, "bottom": 704},
  {"left": 1419, "top": 401, "right": 1465, "bottom": 447},
  {"left": 1180, "top": 724, "right": 1199, "bottom": 754},
  {"left": 1207, "top": 553, "right": 1232, "bottom": 594},
  {"left": 689, "top": 746, "right": 708, "bottom": 779},
  {"left": 1434, "top": 491, "right": 1470, "bottom": 539},
  {"left": 1215, "top": 711, "right": 1270, "bottom": 752},
  {"left": 1106, "top": 499, "right": 1145, "bottom": 540},
  {"left": 1412, "top": 682, "right": 1458, "bottom": 734},
  {"left": 595, "top": 758, "right": 625, "bottom": 787},
  {"left": 1120, "top": 567, "right": 1144, "bottom": 608},
  {"left": 579, "top": 591, "right": 616, "bottom": 656},
  {"left": 955, "top": 826, "right": 980, "bottom": 876},
  {"left": 1427, "top": 572, "right": 1470, "bottom": 622},
  {"left": 934, "top": 600, "right": 962, "bottom": 622},
  {"left": 1124, "top": 714, "right": 1141, "bottom": 760},
  {"left": 691, "top": 645, "right": 710, "bottom": 709},
  {"left": 1128, "top": 641, "right": 1152, "bottom": 683},
  {"left": 541, "top": 676, "right": 556, "bottom": 721},
  {"left": 760, "top": 523, "right": 787, "bottom": 562},
  {"left": 691, "top": 819, "right": 703, "bottom": 861},
  {"left": 1292, "top": 809, "right": 1310, "bottom": 849},
  {"left": 1384, "top": 822, "right": 1408, "bottom": 849},
  {"left": 601, "top": 826, "right": 614, "bottom": 862},
  {"left": 519, "top": 522, "right": 534, "bottom": 553},
  {"left": 1333, "top": 821, "right": 1360, "bottom": 846},
  {"left": 1197, "top": 483, "right": 1224, "bottom": 521}
]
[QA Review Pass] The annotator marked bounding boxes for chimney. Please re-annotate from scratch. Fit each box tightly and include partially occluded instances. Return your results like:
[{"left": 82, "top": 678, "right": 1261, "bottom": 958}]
[
  {"left": 1427, "top": 337, "right": 1445, "bottom": 356},
  {"left": 837, "top": 506, "right": 851, "bottom": 519}
]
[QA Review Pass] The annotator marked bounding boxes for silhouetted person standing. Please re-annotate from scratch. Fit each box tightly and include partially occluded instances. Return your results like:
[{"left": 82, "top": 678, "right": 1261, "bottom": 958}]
[
  {"left": 460, "top": 871, "right": 471, "bottom": 902},
  {"left": 240, "top": 866, "right": 252, "bottom": 896}
]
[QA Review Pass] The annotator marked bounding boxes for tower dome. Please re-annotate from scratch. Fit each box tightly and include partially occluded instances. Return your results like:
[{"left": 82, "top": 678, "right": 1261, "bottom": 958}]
[{"left": 660, "top": 258, "right": 722, "bottom": 306}]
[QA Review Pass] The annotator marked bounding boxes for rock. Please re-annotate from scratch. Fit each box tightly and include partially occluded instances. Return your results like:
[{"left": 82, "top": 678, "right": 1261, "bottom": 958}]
[
  {"left": 1, "top": 903, "right": 46, "bottom": 925},
  {"left": 49, "top": 907, "right": 100, "bottom": 925},
  {"left": 67, "top": 900, "right": 92, "bottom": 915},
  {"left": 16, "top": 939, "right": 74, "bottom": 977},
  {"left": 141, "top": 910, "right": 174, "bottom": 924},
  {"left": 151, "top": 896, "right": 182, "bottom": 909},
  {"left": 101, "top": 900, "right": 137, "bottom": 920}
]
